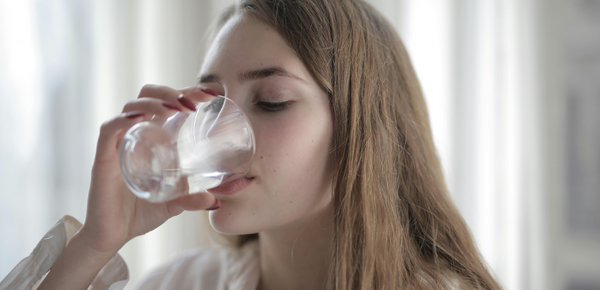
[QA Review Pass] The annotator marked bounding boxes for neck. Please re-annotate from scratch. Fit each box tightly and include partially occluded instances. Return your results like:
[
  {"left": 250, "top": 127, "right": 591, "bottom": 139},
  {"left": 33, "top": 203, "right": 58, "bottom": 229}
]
[{"left": 257, "top": 203, "right": 334, "bottom": 290}]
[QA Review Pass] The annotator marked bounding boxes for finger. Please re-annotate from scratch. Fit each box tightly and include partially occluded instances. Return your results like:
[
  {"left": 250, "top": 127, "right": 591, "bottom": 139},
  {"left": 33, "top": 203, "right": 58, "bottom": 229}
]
[
  {"left": 178, "top": 86, "right": 219, "bottom": 103},
  {"left": 138, "top": 84, "right": 196, "bottom": 112},
  {"left": 122, "top": 97, "right": 182, "bottom": 117},
  {"left": 138, "top": 84, "right": 181, "bottom": 100},
  {"left": 95, "top": 111, "right": 147, "bottom": 163},
  {"left": 138, "top": 84, "right": 217, "bottom": 111},
  {"left": 165, "top": 192, "right": 220, "bottom": 216}
]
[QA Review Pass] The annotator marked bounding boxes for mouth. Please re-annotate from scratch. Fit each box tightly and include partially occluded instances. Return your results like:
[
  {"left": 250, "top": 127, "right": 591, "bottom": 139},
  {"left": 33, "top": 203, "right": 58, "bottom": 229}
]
[{"left": 207, "top": 177, "right": 254, "bottom": 195}]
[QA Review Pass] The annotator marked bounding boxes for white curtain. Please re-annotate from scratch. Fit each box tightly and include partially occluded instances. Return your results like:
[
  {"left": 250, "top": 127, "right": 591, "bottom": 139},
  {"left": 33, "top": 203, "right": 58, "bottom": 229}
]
[
  {"left": 375, "top": 0, "right": 600, "bottom": 289},
  {"left": 0, "top": 0, "right": 235, "bottom": 287},
  {"left": 372, "top": 0, "right": 562, "bottom": 289},
  {"left": 0, "top": 0, "right": 597, "bottom": 289}
]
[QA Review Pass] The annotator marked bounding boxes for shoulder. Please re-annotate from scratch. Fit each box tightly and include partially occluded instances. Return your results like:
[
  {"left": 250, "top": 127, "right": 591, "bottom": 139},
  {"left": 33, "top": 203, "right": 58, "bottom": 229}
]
[{"left": 133, "top": 240, "right": 260, "bottom": 290}]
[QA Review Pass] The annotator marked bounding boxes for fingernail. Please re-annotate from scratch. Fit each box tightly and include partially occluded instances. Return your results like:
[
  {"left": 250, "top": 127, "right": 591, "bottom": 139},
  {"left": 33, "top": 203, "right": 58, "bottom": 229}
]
[
  {"left": 162, "top": 102, "right": 182, "bottom": 111},
  {"left": 125, "top": 111, "right": 145, "bottom": 118},
  {"left": 207, "top": 199, "right": 221, "bottom": 211},
  {"left": 177, "top": 95, "right": 197, "bottom": 111},
  {"left": 200, "top": 87, "right": 219, "bottom": 97}
]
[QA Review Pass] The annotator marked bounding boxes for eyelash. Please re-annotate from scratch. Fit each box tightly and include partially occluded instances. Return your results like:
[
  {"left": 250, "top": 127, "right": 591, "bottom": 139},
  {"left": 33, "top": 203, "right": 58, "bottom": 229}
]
[{"left": 256, "top": 101, "right": 291, "bottom": 112}]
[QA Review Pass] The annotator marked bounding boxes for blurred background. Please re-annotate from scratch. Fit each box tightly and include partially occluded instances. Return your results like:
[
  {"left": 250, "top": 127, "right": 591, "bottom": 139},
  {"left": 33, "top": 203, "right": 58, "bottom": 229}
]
[{"left": 0, "top": 0, "right": 598, "bottom": 289}]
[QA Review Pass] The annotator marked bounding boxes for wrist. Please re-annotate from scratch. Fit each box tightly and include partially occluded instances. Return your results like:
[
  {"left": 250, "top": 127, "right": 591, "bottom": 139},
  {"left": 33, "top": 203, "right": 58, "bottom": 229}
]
[
  {"left": 72, "top": 226, "right": 125, "bottom": 258},
  {"left": 36, "top": 228, "right": 123, "bottom": 290}
]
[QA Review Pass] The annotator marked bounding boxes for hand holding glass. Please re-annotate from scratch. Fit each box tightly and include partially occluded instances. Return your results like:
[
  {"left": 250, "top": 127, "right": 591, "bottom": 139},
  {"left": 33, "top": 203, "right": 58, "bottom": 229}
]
[{"left": 119, "top": 96, "right": 255, "bottom": 203}]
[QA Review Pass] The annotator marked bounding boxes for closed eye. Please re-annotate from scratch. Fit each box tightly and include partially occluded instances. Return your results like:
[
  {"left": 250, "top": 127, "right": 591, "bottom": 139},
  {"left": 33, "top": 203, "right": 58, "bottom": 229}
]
[{"left": 257, "top": 101, "right": 292, "bottom": 112}]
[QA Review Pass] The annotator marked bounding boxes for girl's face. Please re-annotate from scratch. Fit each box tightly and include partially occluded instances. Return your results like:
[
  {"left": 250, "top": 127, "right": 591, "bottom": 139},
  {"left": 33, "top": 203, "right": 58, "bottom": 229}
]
[{"left": 200, "top": 14, "right": 333, "bottom": 235}]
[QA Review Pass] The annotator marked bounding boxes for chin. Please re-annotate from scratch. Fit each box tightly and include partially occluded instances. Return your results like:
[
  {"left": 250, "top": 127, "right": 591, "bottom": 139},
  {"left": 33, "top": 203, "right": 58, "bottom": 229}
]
[{"left": 208, "top": 208, "right": 262, "bottom": 235}]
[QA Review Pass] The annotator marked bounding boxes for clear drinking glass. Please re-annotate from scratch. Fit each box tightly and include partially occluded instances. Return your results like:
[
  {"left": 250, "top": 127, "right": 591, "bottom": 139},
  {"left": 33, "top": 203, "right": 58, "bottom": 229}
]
[{"left": 118, "top": 96, "right": 255, "bottom": 203}]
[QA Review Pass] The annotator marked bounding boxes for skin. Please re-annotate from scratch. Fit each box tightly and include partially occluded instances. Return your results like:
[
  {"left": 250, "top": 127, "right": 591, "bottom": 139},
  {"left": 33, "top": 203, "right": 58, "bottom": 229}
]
[
  {"left": 200, "top": 14, "right": 335, "bottom": 290},
  {"left": 38, "top": 13, "right": 334, "bottom": 290}
]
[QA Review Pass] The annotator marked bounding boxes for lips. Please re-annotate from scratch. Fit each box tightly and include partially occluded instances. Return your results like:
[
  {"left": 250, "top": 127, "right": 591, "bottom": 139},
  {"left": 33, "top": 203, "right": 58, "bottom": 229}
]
[{"left": 207, "top": 177, "right": 253, "bottom": 195}]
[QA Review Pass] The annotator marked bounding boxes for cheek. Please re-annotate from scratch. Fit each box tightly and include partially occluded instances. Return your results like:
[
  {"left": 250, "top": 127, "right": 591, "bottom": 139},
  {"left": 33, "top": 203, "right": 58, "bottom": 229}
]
[
  {"left": 252, "top": 109, "right": 332, "bottom": 197},
  {"left": 209, "top": 104, "right": 333, "bottom": 234}
]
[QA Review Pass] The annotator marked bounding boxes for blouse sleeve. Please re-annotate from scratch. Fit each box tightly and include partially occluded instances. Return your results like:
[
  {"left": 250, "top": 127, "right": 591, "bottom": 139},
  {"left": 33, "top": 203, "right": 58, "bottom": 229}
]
[{"left": 0, "top": 215, "right": 129, "bottom": 290}]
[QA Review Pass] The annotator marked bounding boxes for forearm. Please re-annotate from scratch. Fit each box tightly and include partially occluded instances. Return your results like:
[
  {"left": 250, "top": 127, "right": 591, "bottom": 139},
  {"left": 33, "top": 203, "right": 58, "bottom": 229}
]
[{"left": 36, "top": 230, "right": 121, "bottom": 290}]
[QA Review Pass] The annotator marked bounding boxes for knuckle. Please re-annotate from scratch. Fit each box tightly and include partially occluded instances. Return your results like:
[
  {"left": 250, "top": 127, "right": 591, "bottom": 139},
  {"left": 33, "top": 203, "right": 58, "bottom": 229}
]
[
  {"left": 100, "top": 119, "right": 112, "bottom": 131},
  {"left": 139, "top": 84, "right": 159, "bottom": 98},
  {"left": 122, "top": 100, "right": 137, "bottom": 112},
  {"left": 99, "top": 119, "right": 114, "bottom": 135},
  {"left": 99, "top": 115, "right": 126, "bottom": 135}
]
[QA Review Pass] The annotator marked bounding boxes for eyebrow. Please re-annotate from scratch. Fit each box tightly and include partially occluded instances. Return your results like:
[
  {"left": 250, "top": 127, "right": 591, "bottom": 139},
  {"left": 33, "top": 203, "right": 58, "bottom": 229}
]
[{"left": 197, "top": 67, "right": 308, "bottom": 85}]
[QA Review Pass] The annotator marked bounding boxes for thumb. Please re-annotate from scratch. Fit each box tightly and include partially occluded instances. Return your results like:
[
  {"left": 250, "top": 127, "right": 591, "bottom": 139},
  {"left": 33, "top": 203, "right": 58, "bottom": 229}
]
[{"left": 165, "top": 192, "right": 220, "bottom": 217}]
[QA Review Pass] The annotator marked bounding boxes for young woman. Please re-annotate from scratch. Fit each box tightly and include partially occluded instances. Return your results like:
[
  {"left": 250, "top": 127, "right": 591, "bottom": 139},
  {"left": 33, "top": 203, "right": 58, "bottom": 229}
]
[{"left": 6, "top": 0, "right": 502, "bottom": 289}]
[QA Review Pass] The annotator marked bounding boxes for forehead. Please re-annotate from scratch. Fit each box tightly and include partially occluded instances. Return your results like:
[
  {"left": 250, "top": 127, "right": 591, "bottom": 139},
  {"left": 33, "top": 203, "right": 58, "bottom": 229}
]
[{"left": 200, "top": 14, "right": 306, "bottom": 80}]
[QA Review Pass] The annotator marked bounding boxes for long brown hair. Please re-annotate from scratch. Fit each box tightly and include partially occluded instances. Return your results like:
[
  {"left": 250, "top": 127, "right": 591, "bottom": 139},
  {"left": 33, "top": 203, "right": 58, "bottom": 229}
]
[{"left": 208, "top": 0, "right": 502, "bottom": 289}]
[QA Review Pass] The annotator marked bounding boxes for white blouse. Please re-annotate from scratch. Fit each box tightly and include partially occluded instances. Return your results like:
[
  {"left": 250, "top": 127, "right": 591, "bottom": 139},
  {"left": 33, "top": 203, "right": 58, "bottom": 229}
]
[{"left": 0, "top": 215, "right": 261, "bottom": 290}]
